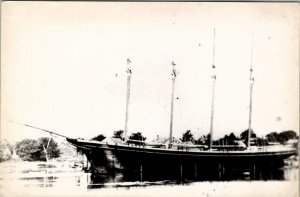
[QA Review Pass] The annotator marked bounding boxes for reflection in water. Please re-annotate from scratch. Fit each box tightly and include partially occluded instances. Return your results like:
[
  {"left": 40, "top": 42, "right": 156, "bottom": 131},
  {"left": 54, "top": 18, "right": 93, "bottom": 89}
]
[
  {"left": 86, "top": 166, "right": 291, "bottom": 189},
  {"left": 0, "top": 159, "right": 298, "bottom": 195}
]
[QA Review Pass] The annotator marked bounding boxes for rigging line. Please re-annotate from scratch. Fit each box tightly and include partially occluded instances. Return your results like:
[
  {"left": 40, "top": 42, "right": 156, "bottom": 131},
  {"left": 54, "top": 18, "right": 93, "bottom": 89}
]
[{"left": 9, "top": 120, "right": 69, "bottom": 139}]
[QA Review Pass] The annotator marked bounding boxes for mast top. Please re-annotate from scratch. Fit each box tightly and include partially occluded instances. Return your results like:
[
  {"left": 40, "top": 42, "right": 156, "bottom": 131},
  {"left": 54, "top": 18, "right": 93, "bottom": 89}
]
[
  {"left": 126, "top": 58, "right": 132, "bottom": 75},
  {"left": 212, "top": 28, "right": 216, "bottom": 80},
  {"left": 171, "top": 61, "right": 177, "bottom": 78}
]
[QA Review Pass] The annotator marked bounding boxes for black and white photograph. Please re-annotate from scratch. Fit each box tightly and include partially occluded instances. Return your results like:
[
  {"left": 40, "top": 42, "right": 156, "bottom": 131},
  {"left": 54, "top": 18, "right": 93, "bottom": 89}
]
[{"left": 0, "top": 2, "right": 299, "bottom": 197}]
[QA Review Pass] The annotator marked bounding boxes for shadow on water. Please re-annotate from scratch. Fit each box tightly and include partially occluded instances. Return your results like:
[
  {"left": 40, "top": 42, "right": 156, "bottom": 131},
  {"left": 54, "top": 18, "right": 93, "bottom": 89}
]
[
  {"left": 86, "top": 165, "right": 294, "bottom": 189},
  {"left": 15, "top": 163, "right": 60, "bottom": 188}
]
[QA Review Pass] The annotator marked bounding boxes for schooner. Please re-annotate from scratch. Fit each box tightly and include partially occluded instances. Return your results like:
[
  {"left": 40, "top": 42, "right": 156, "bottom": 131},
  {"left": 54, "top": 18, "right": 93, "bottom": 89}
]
[{"left": 16, "top": 31, "right": 296, "bottom": 179}]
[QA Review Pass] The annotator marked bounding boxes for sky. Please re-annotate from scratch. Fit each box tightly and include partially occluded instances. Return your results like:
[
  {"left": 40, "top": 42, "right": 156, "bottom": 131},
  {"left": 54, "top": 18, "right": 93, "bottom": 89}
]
[{"left": 1, "top": 2, "right": 299, "bottom": 143}]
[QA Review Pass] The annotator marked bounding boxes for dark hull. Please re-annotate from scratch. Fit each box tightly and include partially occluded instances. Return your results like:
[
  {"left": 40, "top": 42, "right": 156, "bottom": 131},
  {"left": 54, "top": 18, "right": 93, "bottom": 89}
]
[{"left": 67, "top": 138, "right": 296, "bottom": 181}]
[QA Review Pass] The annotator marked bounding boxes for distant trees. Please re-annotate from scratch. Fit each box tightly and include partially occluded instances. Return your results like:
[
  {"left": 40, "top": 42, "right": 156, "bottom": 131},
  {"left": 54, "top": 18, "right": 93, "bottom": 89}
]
[
  {"left": 38, "top": 137, "right": 60, "bottom": 161},
  {"left": 228, "top": 133, "right": 238, "bottom": 144},
  {"left": 113, "top": 130, "right": 124, "bottom": 140},
  {"left": 240, "top": 129, "right": 257, "bottom": 144},
  {"left": 217, "top": 133, "right": 238, "bottom": 145},
  {"left": 255, "top": 137, "right": 268, "bottom": 146},
  {"left": 128, "top": 132, "right": 146, "bottom": 146},
  {"left": 90, "top": 134, "right": 106, "bottom": 142},
  {"left": 15, "top": 137, "right": 60, "bottom": 161},
  {"left": 266, "top": 130, "right": 297, "bottom": 144},
  {"left": 0, "top": 140, "right": 13, "bottom": 162},
  {"left": 129, "top": 132, "right": 146, "bottom": 141},
  {"left": 195, "top": 134, "right": 210, "bottom": 145},
  {"left": 105, "top": 128, "right": 297, "bottom": 147},
  {"left": 266, "top": 132, "right": 279, "bottom": 142},
  {"left": 239, "top": 129, "right": 269, "bottom": 146},
  {"left": 280, "top": 130, "right": 297, "bottom": 140},
  {"left": 180, "top": 130, "right": 194, "bottom": 143},
  {"left": 113, "top": 129, "right": 297, "bottom": 147},
  {"left": 15, "top": 139, "right": 41, "bottom": 161}
]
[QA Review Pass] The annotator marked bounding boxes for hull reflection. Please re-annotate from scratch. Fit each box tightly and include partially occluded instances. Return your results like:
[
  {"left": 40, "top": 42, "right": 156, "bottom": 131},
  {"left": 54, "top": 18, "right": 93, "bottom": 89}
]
[{"left": 86, "top": 165, "right": 293, "bottom": 189}]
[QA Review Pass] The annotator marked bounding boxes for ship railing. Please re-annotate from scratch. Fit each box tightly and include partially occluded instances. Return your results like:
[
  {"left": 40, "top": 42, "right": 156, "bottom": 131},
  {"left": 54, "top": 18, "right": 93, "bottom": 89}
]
[
  {"left": 244, "top": 145, "right": 296, "bottom": 153},
  {"left": 175, "top": 144, "right": 208, "bottom": 151},
  {"left": 117, "top": 140, "right": 210, "bottom": 151},
  {"left": 125, "top": 139, "right": 147, "bottom": 148},
  {"left": 211, "top": 145, "right": 247, "bottom": 152}
]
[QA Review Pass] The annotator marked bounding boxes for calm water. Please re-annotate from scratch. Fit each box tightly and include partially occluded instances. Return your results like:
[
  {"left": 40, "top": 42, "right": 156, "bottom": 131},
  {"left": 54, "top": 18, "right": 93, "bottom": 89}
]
[{"left": 0, "top": 160, "right": 298, "bottom": 197}]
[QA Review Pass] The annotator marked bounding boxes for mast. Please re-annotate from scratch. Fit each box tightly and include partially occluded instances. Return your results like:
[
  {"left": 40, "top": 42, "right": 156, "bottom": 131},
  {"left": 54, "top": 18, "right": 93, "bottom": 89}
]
[
  {"left": 168, "top": 61, "right": 177, "bottom": 148},
  {"left": 124, "top": 58, "right": 132, "bottom": 141},
  {"left": 209, "top": 28, "right": 216, "bottom": 149},
  {"left": 247, "top": 34, "right": 254, "bottom": 148}
]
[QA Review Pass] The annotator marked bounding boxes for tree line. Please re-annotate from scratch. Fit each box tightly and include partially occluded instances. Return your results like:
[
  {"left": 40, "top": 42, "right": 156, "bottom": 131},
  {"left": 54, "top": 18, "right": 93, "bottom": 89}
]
[
  {"left": 91, "top": 129, "right": 298, "bottom": 147},
  {"left": 0, "top": 137, "right": 60, "bottom": 162},
  {"left": 179, "top": 129, "right": 298, "bottom": 146}
]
